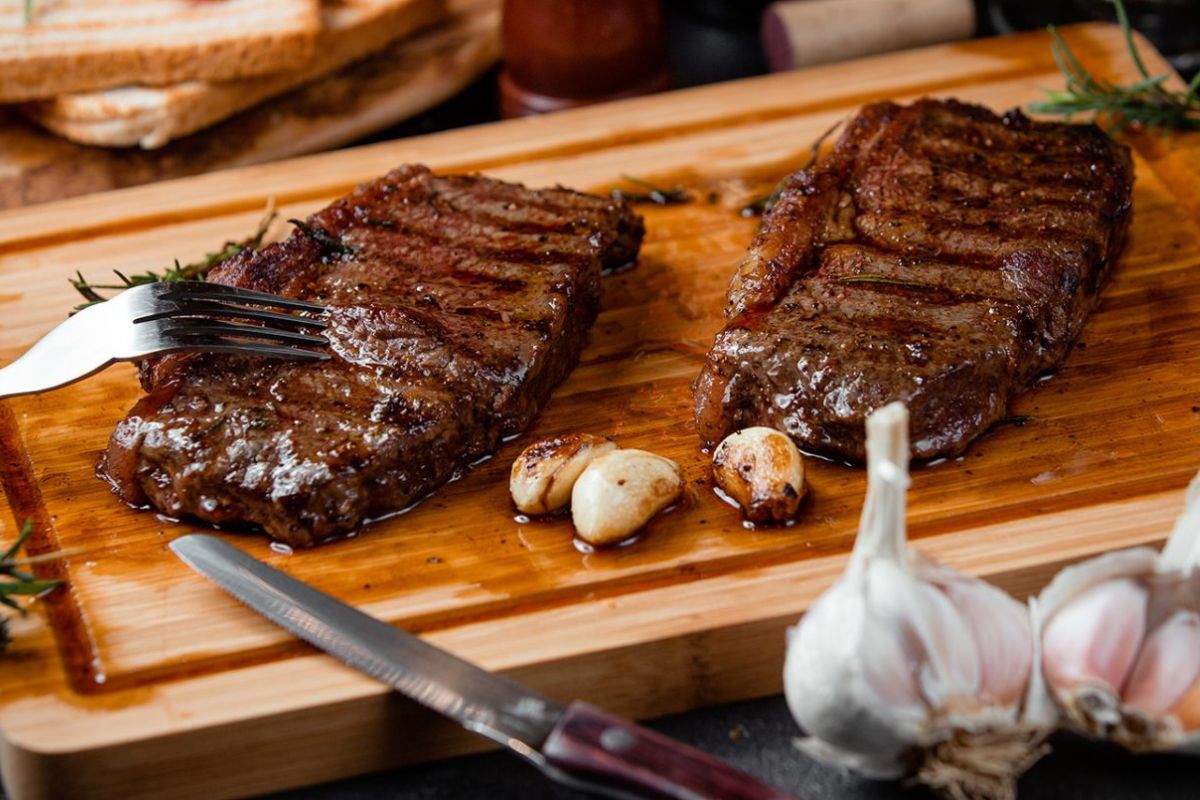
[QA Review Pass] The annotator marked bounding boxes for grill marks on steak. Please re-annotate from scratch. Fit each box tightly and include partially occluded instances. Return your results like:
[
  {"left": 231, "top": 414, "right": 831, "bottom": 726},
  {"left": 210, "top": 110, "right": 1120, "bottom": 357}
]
[
  {"left": 102, "top": 166, "right": 644, "bottom": 546},
  {"left": 695, "top": 100, "right": 1133, "bottom": 461}
]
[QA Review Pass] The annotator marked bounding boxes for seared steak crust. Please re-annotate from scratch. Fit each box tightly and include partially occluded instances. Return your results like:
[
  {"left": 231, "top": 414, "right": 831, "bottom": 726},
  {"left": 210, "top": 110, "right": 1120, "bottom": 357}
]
[
  {"left": 102, "top": 165, "right": 644, "bottom": 546},
  {"left": 695, "top": 99, "right": 1133, "bottom": 461}
]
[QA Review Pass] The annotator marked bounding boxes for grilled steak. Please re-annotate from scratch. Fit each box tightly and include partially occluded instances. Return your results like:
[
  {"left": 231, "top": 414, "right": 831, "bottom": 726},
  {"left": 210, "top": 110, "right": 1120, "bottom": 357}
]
[
  {"left": 695, "top": 99, "right": 1133, "bottom": 461},
  {"left": 102, "top": 165, "right": 644, "bottom": 546}
]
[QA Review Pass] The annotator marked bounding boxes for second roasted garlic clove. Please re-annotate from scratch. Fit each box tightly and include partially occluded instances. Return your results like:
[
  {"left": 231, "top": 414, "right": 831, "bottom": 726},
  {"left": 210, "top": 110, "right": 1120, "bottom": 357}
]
[
  {"left": 510, "top": 434, "right": 618, "bottom": 515},
  {"left": 571, "top": 449, "right": 684, "bottom": 546},
  {"left": 712, "top": 427, "right": 807, "bottom": 523}
]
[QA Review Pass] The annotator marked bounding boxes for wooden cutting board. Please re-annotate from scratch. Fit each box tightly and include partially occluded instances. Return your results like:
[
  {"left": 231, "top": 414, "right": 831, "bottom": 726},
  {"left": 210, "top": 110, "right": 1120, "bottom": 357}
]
[{"left": 2, "top": 24, "right": 1199, "bottom": 800}]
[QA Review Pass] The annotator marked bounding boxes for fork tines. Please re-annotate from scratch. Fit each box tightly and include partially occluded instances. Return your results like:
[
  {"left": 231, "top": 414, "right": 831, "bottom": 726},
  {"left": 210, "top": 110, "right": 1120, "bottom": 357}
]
[
  {"left": 142, "top": 281, "right": 330, "bottom": 362},
  {"left": 154, "top": 280, "right": 327, "bottom": 313}
]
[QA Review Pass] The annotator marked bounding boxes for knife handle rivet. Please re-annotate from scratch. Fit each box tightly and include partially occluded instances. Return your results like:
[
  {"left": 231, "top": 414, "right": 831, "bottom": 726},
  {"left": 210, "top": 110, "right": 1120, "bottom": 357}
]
[{"left": 599, "top": 726, "right": 635, "bottom": 753}]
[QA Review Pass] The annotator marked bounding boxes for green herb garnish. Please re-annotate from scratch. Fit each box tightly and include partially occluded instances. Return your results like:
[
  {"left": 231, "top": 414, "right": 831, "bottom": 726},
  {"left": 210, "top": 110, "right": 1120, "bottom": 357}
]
[
  {"left": 739, "top": 183, "right": 785, "bottom": 219},
  {"left": 289, "top": 218, "right": 361, "bottom": 256},
  {"left": 838, "top": 273, "right": 936, "bottom": 291},
  {"left": 23, "top": 0, "right": 33, "bottom": 25},
  {"left": 70, "top": 202, "right": 277, "bottom": 311},
  {"left": 741, "top": 118, "right": 844, "bottom": 217},
  {"left": 611, "top": 175, "right": 690, "bottom": 206},
  {"left": 1, "top": 521, "right": 62, "bottom": 652},
  {"left": 1028, "top": 0, "right": 1200, "bottom": 132}
]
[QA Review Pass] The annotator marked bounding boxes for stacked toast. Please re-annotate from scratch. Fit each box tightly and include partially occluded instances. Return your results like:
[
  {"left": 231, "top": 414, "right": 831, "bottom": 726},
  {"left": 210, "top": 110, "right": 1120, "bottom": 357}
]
[{"left": 5, "top": 0, "right": 457, "bottom": 149}]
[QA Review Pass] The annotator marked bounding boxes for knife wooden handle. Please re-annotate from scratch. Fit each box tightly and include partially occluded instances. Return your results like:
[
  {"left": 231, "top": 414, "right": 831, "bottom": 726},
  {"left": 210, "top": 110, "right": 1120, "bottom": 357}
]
[{"left": 541, "top": 701, "right": 799, "bottom": 800}]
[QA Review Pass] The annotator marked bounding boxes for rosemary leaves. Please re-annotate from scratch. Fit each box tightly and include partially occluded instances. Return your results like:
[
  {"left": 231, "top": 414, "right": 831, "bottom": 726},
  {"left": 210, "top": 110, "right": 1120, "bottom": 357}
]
[
  {"left": 1029, "top": 0, "right": 1200, "bottom": 132},
  {"left": 610, "top": 175, "right": 690, "bottom": 206},
  {"left": 837, "top": 273, "right": 935, "bottom": 291},
  {"left": 740, "top": 118, "right": 843, "bottom": 217},
  {"left": 1, "top": 521, "right": 62, "bottom": 653},
  {"left": 70, "top": 203, "right": 277, "bottom": 311},
  {"left": 288, "top": 219, "right": 362, "bottom": 256}
]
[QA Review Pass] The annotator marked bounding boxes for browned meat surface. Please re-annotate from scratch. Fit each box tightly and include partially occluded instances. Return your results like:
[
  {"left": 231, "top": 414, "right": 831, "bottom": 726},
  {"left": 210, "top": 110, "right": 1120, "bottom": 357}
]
[
  {"left": 102, "top": 165, "right": 644, "bottom": 546},
  {"left": 694, "top": 99, "right": 1133, "bottom": 461}
]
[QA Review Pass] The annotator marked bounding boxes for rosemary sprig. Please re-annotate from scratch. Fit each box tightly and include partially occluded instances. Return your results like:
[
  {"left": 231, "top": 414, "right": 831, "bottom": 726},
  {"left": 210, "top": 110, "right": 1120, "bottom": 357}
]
[
  {"left": 69, "top": 202, "right": 277, "bottom": 311},
  {"left": 1, "top": 521, "right": 62, "bottom": 652},
  {"left": 288, "top": 218, "right": 361, "bottom": 256},
  {"left": 1028, "top": 0, "right": 1200, "bottom": 132},
  {"left": 741, "top": 118, "right": 844, "bottom": 217},
  {"left": 838, "top": 274, "right": 936, "bottom": 291},
  {"left": 739, "top": 183, "right": 785, "bottom": 219},
  {"left": 23, "top": 0, "right": 33, "bottom": 25},
  {"left": 610, "top": 175, "right": 690, "bottom": 206}
]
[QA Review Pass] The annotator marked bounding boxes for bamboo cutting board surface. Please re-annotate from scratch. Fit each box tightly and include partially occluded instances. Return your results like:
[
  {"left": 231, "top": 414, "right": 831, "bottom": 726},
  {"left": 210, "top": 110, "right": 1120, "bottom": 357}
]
[{"left": 2, "top": 24, "right": 1199, "bottom": 800}]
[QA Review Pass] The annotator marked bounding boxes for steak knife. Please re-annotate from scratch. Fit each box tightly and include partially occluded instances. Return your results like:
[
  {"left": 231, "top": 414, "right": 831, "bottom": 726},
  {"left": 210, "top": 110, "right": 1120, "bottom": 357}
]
[{"left": 171, "top": 534, "right": 798, "bottom": 800}]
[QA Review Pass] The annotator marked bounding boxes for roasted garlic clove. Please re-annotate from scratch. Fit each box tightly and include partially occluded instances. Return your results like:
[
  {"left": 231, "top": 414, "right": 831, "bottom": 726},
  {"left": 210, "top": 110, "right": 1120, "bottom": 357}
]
[
  {"left": 712, "top": 427, "right": 806, "bottom": 523},
  {"left": 510, "top": 434, "right": 618, "bottom": 515},
  {"left": 571, "top": 449, "right": 683, "bottom": 546}
]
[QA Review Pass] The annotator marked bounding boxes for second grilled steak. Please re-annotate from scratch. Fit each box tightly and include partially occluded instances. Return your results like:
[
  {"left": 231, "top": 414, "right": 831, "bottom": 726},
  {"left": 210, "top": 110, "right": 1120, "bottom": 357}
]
[
  {"left": 102, "top": 165, "right": 644, "bottom": 546},
  {"left": 695, "top": 99, "right": 1133, "bottom": 461}
]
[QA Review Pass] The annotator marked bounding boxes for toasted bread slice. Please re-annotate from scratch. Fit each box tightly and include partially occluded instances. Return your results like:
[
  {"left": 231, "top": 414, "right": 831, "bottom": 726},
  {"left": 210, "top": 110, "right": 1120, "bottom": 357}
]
[
  {"left": 0, "top": 0, "right": 502, "bottom": 210},
  {"left": 24, "top": 0, "right": 447, "bottom": 149},
  {"left": 1, "top": 0, "right": 321, "bottom": 103}
]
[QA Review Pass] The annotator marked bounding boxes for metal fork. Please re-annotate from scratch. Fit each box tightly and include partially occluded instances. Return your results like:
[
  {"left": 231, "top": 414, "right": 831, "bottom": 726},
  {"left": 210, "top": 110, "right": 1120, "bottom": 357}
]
[{"left": 0, "top": 281, "right": 328, "bottom": 400}]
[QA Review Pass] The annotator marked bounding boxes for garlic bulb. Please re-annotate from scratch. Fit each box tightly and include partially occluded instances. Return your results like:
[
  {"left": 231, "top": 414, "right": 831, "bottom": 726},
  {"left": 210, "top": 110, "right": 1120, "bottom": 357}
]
[
  {"left": 1029, "top": 470, "right": 1200, "bottom": 752},
  {"left": 784, "top": 403, "right": 1046, "bottom": 799}
]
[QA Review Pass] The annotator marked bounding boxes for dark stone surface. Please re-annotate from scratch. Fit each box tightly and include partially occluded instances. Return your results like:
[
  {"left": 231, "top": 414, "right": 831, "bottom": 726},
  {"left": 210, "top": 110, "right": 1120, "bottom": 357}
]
[
  {"left": 265, "top": 694, "right": 1200, "bottom": 799},
  {"left": 3, "top": 693, "right": 1199, "bottom": 798}
]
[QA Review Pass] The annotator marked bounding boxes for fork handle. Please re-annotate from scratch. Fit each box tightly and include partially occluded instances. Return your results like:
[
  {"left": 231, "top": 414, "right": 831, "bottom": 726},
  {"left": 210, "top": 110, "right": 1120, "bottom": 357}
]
[{"left": 0, "top": 316, "right": 115, "bottom": 400}]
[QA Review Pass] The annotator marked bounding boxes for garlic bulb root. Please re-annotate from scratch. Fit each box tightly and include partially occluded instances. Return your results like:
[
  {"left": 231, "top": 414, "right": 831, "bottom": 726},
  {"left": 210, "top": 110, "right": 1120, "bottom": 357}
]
[{"left": 918, "top": 727, "right": 1050, "bottom": 800}]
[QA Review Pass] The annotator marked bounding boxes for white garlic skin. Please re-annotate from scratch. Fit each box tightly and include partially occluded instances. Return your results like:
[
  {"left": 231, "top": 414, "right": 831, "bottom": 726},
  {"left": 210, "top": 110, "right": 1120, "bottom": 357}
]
[
  {"left": 571, "top": 450, "right": 683, "bottom": 546},
  {"left": 915, "top": 552, "right": 1034, "bottom": 708},
  {"left": 510, "top": 434, "right": 617, "bottom": 515},
  {"left": 712, "top": 427, "right": 806, "bottom": 524}
]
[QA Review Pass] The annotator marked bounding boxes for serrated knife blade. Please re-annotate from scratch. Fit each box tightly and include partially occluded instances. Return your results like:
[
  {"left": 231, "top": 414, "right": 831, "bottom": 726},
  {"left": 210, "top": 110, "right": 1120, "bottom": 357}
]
[
  {"left": 171, "top": 533, "right": 799, "bottom": 800},
  {"left": 170, "top": 534, "right": 563, "bottom": 755}
]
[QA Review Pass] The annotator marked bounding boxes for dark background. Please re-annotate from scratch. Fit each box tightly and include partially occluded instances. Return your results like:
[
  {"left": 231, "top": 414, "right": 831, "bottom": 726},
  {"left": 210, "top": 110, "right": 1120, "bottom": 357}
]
[
  {"left": 6, "top": 2, "right": 1200, "bottom": 798},
  {"left": 378, "top": 0, "right": 1199, "bottom": 143}
]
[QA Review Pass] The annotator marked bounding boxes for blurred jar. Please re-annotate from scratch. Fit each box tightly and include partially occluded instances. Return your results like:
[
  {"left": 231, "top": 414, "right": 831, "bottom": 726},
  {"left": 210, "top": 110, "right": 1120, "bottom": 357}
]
[{"left": 500, "top": 0, "right": 670, "bottom": 118}]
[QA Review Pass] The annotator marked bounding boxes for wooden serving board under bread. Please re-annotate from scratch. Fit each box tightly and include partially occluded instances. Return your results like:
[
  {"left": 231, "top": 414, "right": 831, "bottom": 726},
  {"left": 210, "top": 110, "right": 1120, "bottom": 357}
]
[{"left": 1, "top": 24, "right": 1199, "bottom": 800}]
